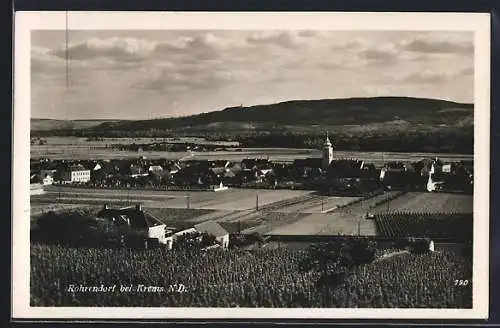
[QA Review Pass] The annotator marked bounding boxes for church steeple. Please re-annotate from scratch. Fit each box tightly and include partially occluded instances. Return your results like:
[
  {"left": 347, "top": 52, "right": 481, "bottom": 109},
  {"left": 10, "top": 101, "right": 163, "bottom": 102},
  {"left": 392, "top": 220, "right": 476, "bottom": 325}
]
[
  {"left": 324, "top": 131, "right": 332, "bottom": 147},
  {"left": 322, "top": 131, "right": 334, "bottom": 169}
]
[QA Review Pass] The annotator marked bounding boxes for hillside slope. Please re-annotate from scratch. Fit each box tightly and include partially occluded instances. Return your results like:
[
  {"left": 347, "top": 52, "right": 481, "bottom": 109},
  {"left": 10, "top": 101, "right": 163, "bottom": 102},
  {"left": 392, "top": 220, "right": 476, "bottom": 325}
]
[
  {"left": 31, "top": 119, "right": 128, "bottom": 132},
  {"left": 89, "top": 97, "right": 473, "bottom": 132}
]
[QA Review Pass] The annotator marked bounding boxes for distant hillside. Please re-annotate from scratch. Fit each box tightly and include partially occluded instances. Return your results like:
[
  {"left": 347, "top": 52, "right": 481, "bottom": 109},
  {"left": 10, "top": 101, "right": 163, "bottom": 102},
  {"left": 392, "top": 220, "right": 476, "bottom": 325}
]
[
  {"left": 89, "top": 97, "right": 473, "bottom": 132},
  {"left": 31, "top": 119, "right": 128, "bottom": 132}
]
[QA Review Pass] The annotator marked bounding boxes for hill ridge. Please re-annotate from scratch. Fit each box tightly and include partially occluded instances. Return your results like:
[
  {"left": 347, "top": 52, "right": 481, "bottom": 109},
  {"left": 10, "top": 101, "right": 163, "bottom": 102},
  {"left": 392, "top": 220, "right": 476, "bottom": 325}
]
[{"left": 31, "top": 96, "right": 473, "bottom": 132}]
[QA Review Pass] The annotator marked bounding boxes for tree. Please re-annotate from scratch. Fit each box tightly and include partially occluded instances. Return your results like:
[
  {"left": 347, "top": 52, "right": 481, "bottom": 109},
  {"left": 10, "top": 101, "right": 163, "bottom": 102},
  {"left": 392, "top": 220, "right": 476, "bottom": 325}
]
[{"left": 298, "top": 238, "right": 378, "bottom": 288}]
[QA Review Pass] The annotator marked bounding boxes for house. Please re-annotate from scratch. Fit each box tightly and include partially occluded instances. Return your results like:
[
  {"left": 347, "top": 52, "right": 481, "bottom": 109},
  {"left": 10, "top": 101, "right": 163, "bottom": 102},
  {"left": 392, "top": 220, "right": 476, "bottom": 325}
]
[
  {"left": 441, "top": 163, "right": 452, "bottom": 173},
  {"left": 241, "top": 158, "right": 271, "bottom": 171},
  {"left": 168, "top": 163, "right": 182, "bottom": 174},
  {"left": 210, "top": 181, "right": 229, "bottom": 191},
  {"left": 96, "top": 204, "right": 167, "bottom": 245},
  {"left": 40, "top": 169, "right": 57, "bottom": 178},
  {"left": 164, "top": 227, "right": 198, "bottom": 250},
  {"left": 60, "top": 164, "right": 91, "bottom": 184},
  {"left": 149, "top": 170, "right": 172, "bottom": 184},
  {"left": 128, "top": 164, "right": 148, "bottom": 178},
  {"left": 212, "top": 160, "right": 231, "bottom": 169},
  {"left": 380, "top": 170, "right": 418, "bottom": 190},
  {"left": 379, "top": 161, "right": 415, "bottom": 180},
  {"left": 194, "top": 221, "right": 230, "bottom": 249},
  {"left": 39, "top": 169, "right": 56, "bottom": 185},
  {"left": 148, "top": 165, "right": 163, "bottom": 173},
  {"left": 293, "top": 158, "right": 323, "bottom": 169},
  {"left": 236, "top": 169, "right": 261, "bottom": 184},
  {"left": 42, "top": 174, "right": 54, "bottom": 186},
  {"left": 426, "top": 163, "right": 445, "bottom": 192},
  {"left": 327, "top": 159, "right": 365, "bottom": 178}
]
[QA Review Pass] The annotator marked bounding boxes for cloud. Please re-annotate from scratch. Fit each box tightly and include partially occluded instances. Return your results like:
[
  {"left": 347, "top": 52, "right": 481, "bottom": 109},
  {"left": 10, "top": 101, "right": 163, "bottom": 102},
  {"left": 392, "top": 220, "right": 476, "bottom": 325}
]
[
  {"left": 52, "top": 37, "right": 156, "bottom": 61},
  {"left": 31, "top": 30, "right": 475, "bottom": 119},
  {"left": 397, "top": 69, "right": 471, "bottom": 84},
  {"left": 360, "top": 43, "right": 399, "bottom": 61},
  {"left": 246, "top": 31, "right": 308, "bottom": 49},
  {"left": 31, "top": 46, "right": 67, "bottom": 72},
  {"left": 132, "top": 63, "right": 240, "bottom": 94},
  {"left": 399, "top": 34, "right": 473, "bottom": 55},
  {"left": 460, "top": 67, "right": 474, "bottom": 75},
  {"left": 356, "top": 42, "right": 401, "bottom": 66}
]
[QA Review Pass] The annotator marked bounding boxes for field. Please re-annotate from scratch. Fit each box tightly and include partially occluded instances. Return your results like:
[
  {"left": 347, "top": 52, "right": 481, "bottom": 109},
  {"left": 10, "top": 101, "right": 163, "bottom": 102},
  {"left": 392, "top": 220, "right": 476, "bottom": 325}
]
[
  {"left": 36, "top": 186, "right": 313, "bottom": 210},
  {"left": 271, "top": 192, "right": 473, "bottom": 236},
  {"left": 30, "top": 244, "right": 472, "bottom": 308},
  {"left": 30, "top": 136, "right": 240, "bottom": 147},
  {"left": 30, "top": 136, "right": 472, "bottom": 167},
  {"left": 32, "top": 187, "right": 474, "bottom": 236},
  {"left": 375, "top": 213, "right": 473, "bottom": 241},
  {"left": 370, "top": 192, "right": 473, "bottom": 214}
]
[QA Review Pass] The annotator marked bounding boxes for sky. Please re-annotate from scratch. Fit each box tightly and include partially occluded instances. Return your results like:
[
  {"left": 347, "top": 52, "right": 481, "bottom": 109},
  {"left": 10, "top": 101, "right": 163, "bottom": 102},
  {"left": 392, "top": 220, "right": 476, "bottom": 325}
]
[{"left": 31, "top": 30, "right": 474, "bottom": 120}]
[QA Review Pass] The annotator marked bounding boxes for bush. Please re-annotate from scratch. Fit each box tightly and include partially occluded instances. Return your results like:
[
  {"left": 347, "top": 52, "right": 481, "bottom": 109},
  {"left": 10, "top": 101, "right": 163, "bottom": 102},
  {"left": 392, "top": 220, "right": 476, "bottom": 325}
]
[{"left": 299, "top": 238, "right": 378, "bottom": 288}]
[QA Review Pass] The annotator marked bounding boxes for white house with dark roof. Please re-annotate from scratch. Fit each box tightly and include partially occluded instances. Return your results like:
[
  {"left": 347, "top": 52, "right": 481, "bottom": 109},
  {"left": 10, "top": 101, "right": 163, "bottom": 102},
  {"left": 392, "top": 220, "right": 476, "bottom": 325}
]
[
  {"left": 60, "top": 164, "right": 91, "bottom": 184},
  {"left": 194, "top": 221, "right": 230, "bottom": 249},
  {"left": 96, "top": 204, "right": 167, "bottom": 245}
]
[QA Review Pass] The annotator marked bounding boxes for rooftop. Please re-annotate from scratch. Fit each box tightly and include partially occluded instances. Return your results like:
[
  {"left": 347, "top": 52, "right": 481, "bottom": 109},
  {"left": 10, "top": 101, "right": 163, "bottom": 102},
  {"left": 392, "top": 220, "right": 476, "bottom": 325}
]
[{"left": 194, "top": 221, "right": 229, "bottom": 238}]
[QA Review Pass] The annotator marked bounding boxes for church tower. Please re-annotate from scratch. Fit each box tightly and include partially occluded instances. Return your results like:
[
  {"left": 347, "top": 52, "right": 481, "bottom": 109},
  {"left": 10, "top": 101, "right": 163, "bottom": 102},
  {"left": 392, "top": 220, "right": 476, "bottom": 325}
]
[{"left": 322, "top": 131, "right": 334, "bottom": 169}]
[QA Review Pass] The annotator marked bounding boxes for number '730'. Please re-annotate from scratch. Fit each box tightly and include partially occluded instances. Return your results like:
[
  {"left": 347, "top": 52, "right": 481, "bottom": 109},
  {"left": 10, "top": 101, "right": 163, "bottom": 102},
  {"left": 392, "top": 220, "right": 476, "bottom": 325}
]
[{"left": 454, "top": 279, "right": 470, "bottom": 286}]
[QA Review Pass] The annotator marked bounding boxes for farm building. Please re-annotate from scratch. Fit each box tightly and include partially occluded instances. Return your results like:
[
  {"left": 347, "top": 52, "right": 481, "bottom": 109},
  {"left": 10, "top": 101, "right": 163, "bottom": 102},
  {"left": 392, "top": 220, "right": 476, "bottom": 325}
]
[
  {"left": 96, "top": 204, "right": 167, "bottom": 245},
  {"left": 194, "top": 221, "right": 230, "bottom": 249}
]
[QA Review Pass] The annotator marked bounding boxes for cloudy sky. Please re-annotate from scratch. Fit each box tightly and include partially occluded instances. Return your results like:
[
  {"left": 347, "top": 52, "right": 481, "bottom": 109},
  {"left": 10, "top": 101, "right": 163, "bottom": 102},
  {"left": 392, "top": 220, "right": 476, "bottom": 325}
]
[{"left": 31, "top": 30, "right": 474, "bottom": 120}]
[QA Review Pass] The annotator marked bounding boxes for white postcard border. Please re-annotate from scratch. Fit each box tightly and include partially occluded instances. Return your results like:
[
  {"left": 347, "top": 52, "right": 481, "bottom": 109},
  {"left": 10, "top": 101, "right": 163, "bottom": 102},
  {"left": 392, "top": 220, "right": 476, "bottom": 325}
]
[{"left": 13, "top": 11, "right": 491, "bottom": 319}]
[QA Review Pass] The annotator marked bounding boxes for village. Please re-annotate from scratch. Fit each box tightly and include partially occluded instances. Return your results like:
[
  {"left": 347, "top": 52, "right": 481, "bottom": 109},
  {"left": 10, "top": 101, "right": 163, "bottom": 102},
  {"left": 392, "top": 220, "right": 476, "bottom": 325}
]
[
  {"left": 30, "top": 134, "right": 473, "bottom": 195},
  {"left": 29, "top": 133, "right": 474, "bottom": 252}
]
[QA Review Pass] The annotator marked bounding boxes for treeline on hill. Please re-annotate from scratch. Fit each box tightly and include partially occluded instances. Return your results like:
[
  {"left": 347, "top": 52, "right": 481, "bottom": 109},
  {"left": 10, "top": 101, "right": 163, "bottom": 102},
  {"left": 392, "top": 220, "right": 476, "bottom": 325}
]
[
  {"left": 237, "top": 129, "right": 473, "bottom": 154},
  {"left": 30, "top": 128, "right": 474, "bottom": 154}
]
